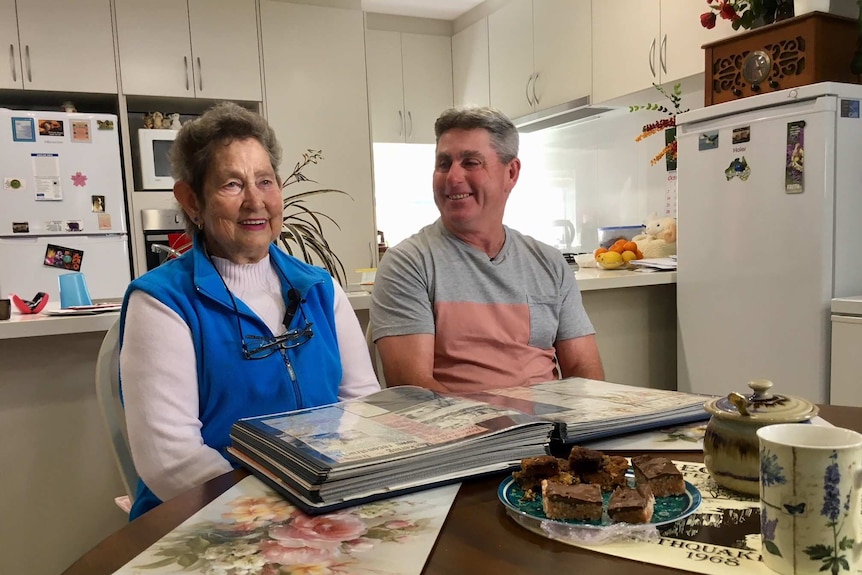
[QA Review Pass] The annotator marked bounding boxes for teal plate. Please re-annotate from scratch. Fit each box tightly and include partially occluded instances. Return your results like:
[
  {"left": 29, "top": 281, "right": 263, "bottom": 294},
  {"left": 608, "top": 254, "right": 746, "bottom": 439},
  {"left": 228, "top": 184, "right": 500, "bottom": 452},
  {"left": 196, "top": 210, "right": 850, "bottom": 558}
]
[{"left": 498, "top": 471, "right": 701, "bottom": 529}]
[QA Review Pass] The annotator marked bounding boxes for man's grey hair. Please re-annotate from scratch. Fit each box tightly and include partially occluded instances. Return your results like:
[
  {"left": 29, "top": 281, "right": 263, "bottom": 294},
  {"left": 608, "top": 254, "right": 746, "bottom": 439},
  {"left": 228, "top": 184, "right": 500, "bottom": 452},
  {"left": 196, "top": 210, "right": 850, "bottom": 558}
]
[{"left": 434, "top": 106, "right": 519, "bottom": 163}]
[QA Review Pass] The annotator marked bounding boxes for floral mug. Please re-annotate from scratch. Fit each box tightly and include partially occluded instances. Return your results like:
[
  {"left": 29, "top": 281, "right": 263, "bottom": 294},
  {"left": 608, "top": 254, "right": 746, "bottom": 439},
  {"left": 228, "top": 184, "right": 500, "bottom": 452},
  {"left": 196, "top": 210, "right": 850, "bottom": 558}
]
[{"left": 758, "top": 424, "right": 862, "bottom": 575}]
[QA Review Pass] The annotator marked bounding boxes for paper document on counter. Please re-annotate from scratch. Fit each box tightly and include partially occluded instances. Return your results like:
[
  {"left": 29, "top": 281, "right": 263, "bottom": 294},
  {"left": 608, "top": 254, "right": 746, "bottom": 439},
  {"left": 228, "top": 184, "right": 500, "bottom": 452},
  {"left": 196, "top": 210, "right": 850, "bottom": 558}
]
[{"left": 630, "top": 257, "right": 677, "bottom": 271}]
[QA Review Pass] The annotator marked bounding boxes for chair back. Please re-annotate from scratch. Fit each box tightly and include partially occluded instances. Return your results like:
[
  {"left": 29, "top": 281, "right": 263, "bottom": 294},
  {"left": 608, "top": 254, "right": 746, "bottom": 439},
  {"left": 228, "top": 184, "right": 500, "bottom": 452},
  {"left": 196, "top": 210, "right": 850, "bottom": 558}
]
[
  {"left": 365, "top": 321, "right": 386, "bottom": 388},
  {"left": 95, "top": 318, "right": 138, "bottom": 502}
]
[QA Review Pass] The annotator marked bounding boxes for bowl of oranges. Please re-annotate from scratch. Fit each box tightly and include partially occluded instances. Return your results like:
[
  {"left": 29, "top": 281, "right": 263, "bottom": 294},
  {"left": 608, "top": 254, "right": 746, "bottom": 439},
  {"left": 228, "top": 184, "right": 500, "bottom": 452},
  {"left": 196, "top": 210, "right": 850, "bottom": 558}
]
[{"left": 594, "top": 239, "right": 644, "bottom": 270}]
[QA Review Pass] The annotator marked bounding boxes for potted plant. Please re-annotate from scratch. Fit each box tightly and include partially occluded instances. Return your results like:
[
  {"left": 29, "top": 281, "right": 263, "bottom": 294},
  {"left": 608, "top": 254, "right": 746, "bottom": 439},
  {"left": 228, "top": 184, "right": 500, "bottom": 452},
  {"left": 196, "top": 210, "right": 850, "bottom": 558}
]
[{"left": 279, "top": 149, "right": 352, "bottom": 287}]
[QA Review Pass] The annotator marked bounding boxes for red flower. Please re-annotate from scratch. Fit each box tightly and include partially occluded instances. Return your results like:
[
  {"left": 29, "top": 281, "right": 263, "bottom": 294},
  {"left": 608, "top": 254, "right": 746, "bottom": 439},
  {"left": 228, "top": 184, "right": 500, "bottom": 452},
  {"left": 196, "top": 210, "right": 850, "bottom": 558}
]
[
  {"left": 700, "top": 12, "right": 717, "bottom": 29},
  {"left": 718, "top": 1, "right": 740, "bottom": 21}
]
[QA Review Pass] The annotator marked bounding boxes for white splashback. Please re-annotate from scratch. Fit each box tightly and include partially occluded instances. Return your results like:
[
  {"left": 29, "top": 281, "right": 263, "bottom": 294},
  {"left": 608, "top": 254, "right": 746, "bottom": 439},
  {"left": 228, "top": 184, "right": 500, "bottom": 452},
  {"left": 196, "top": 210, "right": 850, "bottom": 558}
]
[{"left": 372, "top": 77, "right": 705, "bottom": 252}]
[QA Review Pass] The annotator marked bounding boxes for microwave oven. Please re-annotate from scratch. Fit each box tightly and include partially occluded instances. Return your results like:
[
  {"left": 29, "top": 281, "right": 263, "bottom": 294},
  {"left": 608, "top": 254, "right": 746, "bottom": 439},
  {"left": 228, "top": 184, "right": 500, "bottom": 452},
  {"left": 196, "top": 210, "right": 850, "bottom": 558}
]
[{"left": 137, "top": 128, "right": 177, "bottom": 190}]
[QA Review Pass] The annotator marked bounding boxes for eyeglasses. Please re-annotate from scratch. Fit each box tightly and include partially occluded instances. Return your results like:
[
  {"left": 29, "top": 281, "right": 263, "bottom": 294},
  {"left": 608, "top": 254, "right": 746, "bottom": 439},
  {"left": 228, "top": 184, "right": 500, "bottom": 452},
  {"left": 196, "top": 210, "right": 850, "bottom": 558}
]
[
  {"left": 242, "top": 318, "right": 314, "bottom": 359},
  {"left": 238, "top": 286, "right": 314, "bottom": 360},
  {"left": 210, "top": 254, "right": 314, "bottom": 360}
]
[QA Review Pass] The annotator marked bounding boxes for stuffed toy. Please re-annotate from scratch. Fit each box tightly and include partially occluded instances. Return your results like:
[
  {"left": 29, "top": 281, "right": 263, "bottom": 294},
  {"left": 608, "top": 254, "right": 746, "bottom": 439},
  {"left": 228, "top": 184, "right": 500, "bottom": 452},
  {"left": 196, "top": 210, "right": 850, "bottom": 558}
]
[{"left": 632, "top": 214, "right": 677, "bottom": 258}]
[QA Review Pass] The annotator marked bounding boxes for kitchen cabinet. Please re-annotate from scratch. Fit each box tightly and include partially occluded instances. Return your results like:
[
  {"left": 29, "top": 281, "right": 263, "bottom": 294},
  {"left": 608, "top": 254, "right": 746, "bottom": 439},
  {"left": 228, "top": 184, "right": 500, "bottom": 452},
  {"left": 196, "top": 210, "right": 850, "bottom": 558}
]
[
  {"left": 261, "top": 1, "right": 376, "bottom": 284},
  {"left": 592, "top": 0, "right": 737, "bottom": 103},
  {"left": 452, "top": 17, "right": 490, "bottom": 107},
  {"left": 488, "top": 0, "right": 591, "bottom": 119},
  {"left": 366, "top": 30, "right": 453, "bottom": 144},
  {"left": 0, "top": 0, "right": 116, "bottom": 93},
  {"left": 115, "top": 0, "right": 262, "bottom": 101}
]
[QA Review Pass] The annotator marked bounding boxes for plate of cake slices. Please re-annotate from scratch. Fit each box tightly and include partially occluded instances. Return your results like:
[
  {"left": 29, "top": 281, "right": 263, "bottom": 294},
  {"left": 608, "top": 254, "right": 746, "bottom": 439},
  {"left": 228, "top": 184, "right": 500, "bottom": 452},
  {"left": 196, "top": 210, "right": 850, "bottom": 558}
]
[{"left": 499, "top": 448, "right": 701, "bottom": 530}]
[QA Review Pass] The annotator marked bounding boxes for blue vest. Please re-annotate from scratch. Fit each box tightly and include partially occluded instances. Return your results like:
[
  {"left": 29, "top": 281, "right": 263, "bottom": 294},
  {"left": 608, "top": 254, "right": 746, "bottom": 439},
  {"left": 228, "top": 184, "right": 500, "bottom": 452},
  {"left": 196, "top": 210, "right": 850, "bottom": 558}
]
[{"left": 120, "top": 238, "right": 342, "bottom": 519}]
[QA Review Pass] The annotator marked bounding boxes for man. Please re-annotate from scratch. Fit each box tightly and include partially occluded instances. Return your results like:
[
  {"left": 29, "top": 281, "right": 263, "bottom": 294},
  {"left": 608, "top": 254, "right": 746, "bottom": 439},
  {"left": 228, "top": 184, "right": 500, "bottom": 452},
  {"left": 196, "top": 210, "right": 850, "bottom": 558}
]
[{"left": 370, "top": 106, "right": 604, "bottom": 393}]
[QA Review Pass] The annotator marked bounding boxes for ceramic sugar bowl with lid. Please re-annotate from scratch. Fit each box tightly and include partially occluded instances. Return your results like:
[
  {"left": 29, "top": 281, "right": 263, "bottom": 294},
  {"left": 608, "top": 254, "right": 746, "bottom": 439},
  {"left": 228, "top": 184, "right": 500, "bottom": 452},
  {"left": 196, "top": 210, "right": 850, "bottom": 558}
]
[{"left": 703, "top": 379, "right": 818, "bottom": 496}]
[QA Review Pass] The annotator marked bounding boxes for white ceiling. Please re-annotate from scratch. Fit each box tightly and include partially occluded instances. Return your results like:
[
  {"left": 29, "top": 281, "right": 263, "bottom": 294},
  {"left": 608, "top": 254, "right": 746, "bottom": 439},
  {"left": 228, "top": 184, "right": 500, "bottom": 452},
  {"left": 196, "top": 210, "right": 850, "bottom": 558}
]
[{"left": 361, "top": 0, "right": 483, "bottom": 20}]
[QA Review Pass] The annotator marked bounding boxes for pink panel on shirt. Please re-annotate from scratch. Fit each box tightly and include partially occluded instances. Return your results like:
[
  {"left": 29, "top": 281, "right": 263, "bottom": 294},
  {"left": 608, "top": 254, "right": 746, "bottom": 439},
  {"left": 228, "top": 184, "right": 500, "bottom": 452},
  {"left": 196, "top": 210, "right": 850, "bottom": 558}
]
[{"left": 433, "top": 301, "right": 557, "bottom": 393}]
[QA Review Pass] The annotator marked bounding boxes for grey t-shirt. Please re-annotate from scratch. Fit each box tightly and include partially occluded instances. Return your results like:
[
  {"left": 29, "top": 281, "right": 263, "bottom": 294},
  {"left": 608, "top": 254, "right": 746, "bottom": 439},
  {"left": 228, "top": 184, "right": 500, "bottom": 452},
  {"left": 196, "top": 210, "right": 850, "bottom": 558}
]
[{"left": 371, "top": 219, "right": 594, "bottom": 392}]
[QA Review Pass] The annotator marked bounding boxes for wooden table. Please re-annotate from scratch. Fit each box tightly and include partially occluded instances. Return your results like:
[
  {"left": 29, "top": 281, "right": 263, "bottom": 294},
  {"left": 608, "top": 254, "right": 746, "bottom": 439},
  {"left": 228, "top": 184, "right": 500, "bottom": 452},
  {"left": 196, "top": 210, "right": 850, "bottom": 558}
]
[{"left": 62, "top": 405, "right": 860, "bottom": 575}]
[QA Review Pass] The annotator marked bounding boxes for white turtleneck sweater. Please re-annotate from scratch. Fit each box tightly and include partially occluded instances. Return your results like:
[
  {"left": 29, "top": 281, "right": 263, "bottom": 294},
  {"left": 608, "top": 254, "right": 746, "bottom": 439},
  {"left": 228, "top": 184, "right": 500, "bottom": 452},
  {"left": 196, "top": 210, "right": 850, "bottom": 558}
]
[{"left": 120, "top": 255, "right": 380, "bottom": 503}]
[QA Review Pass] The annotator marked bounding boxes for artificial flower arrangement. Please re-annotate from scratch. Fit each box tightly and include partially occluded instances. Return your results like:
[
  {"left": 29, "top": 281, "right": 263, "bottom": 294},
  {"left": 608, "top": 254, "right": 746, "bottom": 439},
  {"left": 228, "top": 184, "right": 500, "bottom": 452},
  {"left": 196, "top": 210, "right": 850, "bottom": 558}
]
[
  {"left": 700, "top": 0, "right": 790, "bottom": 31},
  {"left": 631, "top": 83, "right": 689, "bottom": 168}
]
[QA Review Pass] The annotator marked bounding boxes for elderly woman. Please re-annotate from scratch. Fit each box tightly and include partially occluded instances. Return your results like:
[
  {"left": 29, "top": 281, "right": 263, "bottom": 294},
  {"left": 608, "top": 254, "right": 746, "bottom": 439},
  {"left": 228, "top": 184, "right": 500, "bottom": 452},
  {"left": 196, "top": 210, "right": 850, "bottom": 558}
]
[{"left": 120, "top": 102, "right": 379, "bottom": 520}]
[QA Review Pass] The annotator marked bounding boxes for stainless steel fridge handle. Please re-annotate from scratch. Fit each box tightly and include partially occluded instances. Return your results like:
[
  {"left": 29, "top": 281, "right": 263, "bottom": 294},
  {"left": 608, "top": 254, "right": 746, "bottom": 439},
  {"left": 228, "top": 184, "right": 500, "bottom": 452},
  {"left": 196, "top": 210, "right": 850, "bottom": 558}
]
[
  {"left": 8, "top": 44, "right": 15, "bottom": 82},
  {"left": 660, "top": 34, "right": 668, "bottom": 75},
  {"left": 407, "top": 110, "right": 412, "bottom": 140},
  {"left": 196, "top": 56, "right": 202, "bottom": 92},
  {"left": 184, "top": 56, "right": 189, "bottom": 91},
  {"left": 398, "top": 110, "right": 403, "bottom": 138},
  {"left": 525, "top": 74, "right": 534, "bottom": 107},
  {"left": 24, "top": 44, "right": 31, "bottom": 83},
  {"left": 648, "top": 38, "right": 656, "bottom": 78}
]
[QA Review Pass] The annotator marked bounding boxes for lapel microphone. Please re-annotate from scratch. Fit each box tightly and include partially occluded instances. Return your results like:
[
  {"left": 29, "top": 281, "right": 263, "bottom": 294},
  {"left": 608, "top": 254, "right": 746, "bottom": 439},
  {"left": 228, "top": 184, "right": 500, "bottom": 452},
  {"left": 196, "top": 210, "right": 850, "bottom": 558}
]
[{"left": 284, "top": 288, "right": 301, "bottom": 328}]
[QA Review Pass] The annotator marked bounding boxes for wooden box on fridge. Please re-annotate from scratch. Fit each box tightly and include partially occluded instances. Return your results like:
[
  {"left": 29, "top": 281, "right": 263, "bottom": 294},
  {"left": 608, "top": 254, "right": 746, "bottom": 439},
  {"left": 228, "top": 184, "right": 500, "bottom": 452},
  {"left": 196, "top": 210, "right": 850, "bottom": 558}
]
[{"left": 703, "top": 11, "right": 861, "bottom": 106}]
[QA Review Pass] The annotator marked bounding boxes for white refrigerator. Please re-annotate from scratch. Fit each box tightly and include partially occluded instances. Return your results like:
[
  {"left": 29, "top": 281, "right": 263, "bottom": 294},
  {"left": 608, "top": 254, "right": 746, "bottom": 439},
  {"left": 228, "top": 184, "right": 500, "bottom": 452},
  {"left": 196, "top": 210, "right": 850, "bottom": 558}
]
[
  {"left": 676, "top": 82, "right": 862, "bottom": 403},
  {"left": 0, "top": 109, "right": 131, "bottom": 303}
]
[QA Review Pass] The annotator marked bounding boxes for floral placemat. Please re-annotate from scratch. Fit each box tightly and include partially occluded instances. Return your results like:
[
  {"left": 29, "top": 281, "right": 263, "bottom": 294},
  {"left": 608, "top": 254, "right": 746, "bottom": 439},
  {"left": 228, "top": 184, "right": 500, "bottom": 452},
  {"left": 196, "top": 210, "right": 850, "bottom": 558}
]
[{"left": 113, "top": 476, "right": 459, "bottom": 575}]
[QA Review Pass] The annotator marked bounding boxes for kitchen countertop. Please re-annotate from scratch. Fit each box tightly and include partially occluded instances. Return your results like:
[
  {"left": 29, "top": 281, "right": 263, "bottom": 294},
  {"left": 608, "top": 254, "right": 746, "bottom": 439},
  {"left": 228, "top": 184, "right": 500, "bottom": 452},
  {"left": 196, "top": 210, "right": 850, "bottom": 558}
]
[
  {"left": 0, "top": 292, "right": 376, "bottom": 340},
  {"left": 0, "top": 306, "right": 121, "bottom": 340},
  {"left": 574, "top": 267, "right": 677, "bottom": 291},
  {"left": 0, "top": 275, "right": 673, "bottom": 340}
]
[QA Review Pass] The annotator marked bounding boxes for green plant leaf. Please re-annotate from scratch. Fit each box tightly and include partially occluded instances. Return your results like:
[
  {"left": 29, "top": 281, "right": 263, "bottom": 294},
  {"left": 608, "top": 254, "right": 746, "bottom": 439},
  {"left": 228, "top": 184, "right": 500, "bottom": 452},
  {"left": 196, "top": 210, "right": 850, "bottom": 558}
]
[{"left": 764, "top": 541, "right": 782, "bottom": 556}]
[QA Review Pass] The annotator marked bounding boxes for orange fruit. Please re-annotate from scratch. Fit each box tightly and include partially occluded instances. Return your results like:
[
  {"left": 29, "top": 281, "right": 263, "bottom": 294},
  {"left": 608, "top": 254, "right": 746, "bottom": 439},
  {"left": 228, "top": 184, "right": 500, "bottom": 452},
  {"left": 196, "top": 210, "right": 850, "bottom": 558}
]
[
  {"left": 635, "top": 249, "right": 644, "bottom": 259},
  {"left": 594, "top": 247, "right": 608, "bottom": 257},
  {"left": 623, "top": 241, "right": 638, "bottom": 252}
]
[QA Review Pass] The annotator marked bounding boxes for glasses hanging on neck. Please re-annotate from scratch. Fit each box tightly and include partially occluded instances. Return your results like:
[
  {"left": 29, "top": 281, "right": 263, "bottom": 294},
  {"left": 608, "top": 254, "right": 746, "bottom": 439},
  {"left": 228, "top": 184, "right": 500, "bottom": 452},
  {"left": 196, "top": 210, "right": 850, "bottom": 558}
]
[{"left": 208, "top": 253, "right": 314, "bottom": 359}]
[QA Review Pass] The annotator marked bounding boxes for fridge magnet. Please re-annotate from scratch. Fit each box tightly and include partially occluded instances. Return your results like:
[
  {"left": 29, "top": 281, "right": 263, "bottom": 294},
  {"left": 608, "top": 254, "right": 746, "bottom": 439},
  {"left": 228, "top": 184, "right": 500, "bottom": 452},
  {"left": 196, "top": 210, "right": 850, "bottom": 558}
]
[
  {"left": 3, "top": 177, "right": 24, "bottom": 190},
  {"left": 786, "top": 120, "right": 805, "bottom": 194},
  {"left": 11, "top": 117, "right": 36, "bottom": 142},
  {"left": 698, "top": 131, "right": 719, "bottom": 151},
  {"left": 724, "top": 157, "right": 751, "bottom": 181},
  {"left": 44, "top": 244, "right": 83, "bottom": 271},
  {"left": 37, "top": 119, "right": 64, "bottom": 137},
  {"left": 71, "top": 171, "right": 88, "bottom": 187},
  {"left": 71, "top": 120, "right": 91, "bottom": 143},
  {"left": 91, "top": 195, "right": 105, "bottom": 212},
  {"left": 732, "top": 126, "right": 751, "bottom": 144},
  {"left": 97, "top": 213, "right": 112, "bottom": 230},
  {"left": 96, "top": 119, "right": 114, "bottom": 130},
  {"left": 11, "top": 222, "right": 29, "bottom": 234},
  {"left": 44, "top": 220, "right": 64, "bottom": 232},
  {"left": 65, "top": 220, "right": 82, "bottom": 233},
  {"left": 840, "top": 99, "right": 860, "bottom": 119}
]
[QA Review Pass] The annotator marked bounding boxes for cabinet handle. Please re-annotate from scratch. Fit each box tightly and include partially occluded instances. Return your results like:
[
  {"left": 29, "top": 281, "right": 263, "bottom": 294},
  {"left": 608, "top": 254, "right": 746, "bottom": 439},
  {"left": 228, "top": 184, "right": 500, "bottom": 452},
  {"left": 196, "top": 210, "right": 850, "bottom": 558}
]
[
  {"left": 648, "top": 38, "right": 656, "bottom": 78},
  {"left": 398, "top": 110, "right": 403, "bottom": 138},
  {"left": 197, "top": 57, "right": 203, "bottom": 92},
  {"left": 407, "top": 110, "right": 413, "bottom": 140},
  {"left": 8, "top": 44, "right": 15, "bottom": 83},
  {"left": 532, "top": 72, "right": 540, "bottom": 107},
  {"left": 660, "top": 34, "right": 667, "bottom": 75},
  {"left": 184, "top": 56, "right": 190, "bottom": 91},
  {"left": 525, "top": 74, "right": 534, "bottom": 107},
  {"left": 24, "top": 44, "right": 31, "bottom": 83}
]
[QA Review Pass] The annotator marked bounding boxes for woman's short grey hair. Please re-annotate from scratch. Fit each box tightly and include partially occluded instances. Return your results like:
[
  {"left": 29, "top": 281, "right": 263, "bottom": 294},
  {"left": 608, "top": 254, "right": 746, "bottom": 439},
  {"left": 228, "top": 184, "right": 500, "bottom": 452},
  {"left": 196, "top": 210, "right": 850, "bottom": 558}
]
[
  {"left": 170, "top": 102, "right": 282, "bottom": 236},
  {"left": 433, "top": 106, "right": 519, "bottom": 164}
]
